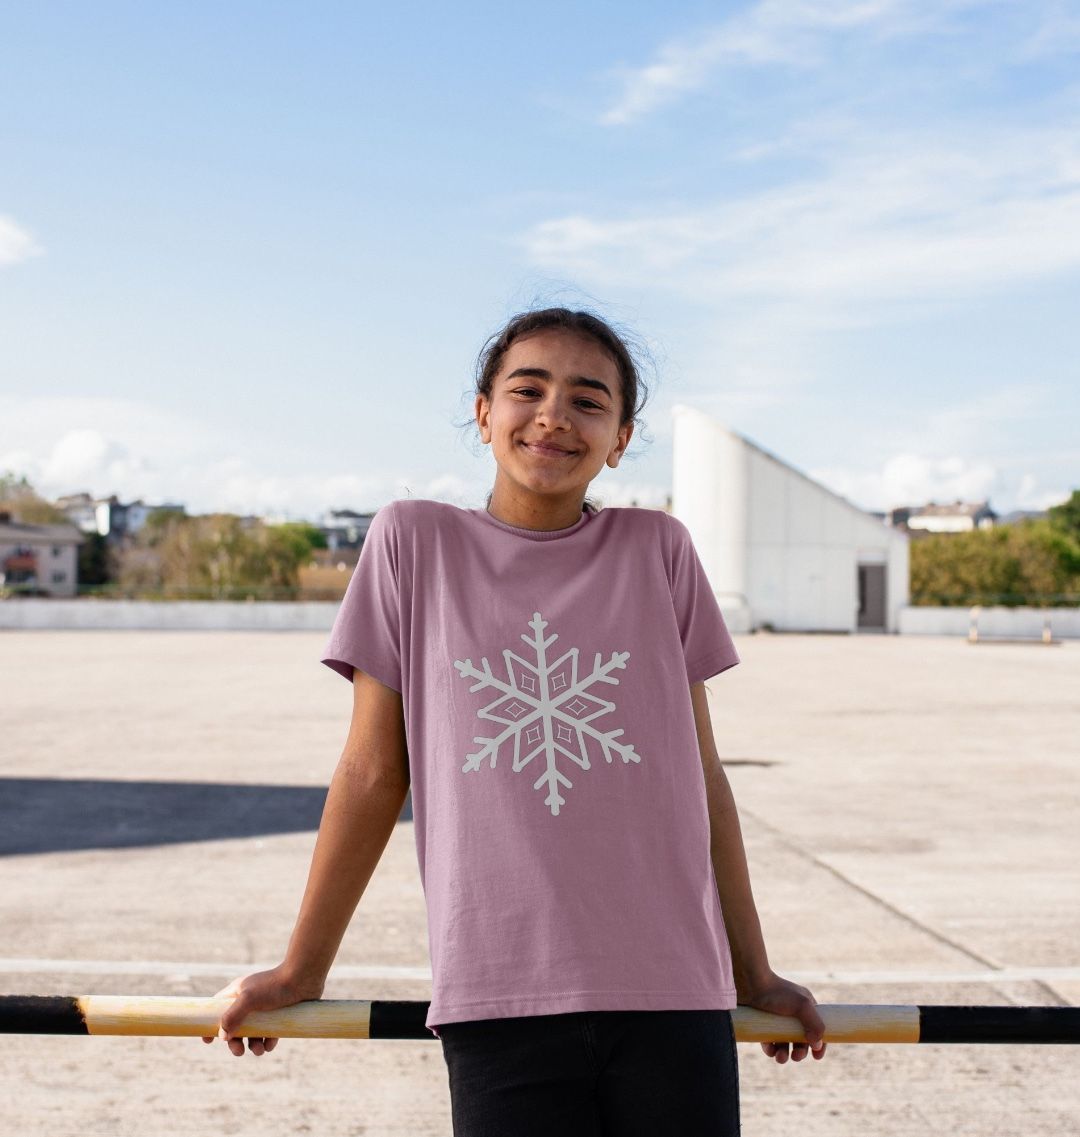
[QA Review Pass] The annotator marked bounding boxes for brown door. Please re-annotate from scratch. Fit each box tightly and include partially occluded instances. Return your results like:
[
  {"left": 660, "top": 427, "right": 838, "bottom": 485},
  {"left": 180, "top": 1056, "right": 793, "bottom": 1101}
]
[{"left": 857, "top": 564, "right": 886, "bottom": 630}]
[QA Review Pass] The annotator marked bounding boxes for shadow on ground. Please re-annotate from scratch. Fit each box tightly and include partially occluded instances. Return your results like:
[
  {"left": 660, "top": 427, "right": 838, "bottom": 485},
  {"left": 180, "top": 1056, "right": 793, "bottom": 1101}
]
[{"left": 0, "top": 777, "right": 413, "bottom": 856}]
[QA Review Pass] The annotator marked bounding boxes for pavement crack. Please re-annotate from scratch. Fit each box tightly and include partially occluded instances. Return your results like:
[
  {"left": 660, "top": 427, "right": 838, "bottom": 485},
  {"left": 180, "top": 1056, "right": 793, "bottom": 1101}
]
[{"left": 742, "top": 806, "right": 1018, "bottom": 983}]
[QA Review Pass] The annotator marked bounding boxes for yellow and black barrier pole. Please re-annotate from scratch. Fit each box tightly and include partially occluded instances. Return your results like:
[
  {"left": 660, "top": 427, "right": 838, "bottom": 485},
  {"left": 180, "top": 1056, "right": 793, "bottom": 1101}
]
[{"left": 1, "top": 997, "right": 1079, "bottom": 1044}]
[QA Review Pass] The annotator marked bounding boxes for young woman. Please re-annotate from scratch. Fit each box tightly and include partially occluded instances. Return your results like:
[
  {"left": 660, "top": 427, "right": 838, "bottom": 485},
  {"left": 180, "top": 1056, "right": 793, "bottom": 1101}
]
[{"left": 205, "top": 307, "right": 827, "bottom": 1135}]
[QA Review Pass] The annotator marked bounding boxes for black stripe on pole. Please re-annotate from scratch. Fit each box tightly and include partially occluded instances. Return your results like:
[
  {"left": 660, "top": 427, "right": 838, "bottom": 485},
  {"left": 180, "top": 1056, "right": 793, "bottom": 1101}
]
[
  {"left": 368, "top": 999, "right": 431, "bottom": 1039},
  {"left": 0, "top": 996, "right": 89, "bottom": 1035},
  {"left": 919, "top": 1005, "right": 1080, "bottom": 1044}
]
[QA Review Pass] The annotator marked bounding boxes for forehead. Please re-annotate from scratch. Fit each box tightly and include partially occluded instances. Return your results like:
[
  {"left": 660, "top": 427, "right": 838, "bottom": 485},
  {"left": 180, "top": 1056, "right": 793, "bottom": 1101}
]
[{"left": 498, "top": 328, "right": 620, "bottom": 382}]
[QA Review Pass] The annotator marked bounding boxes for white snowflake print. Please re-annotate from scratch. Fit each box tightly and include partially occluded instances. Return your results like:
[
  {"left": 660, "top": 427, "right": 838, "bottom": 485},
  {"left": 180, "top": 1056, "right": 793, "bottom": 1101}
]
[{"left": 453, "top": 611, "right": 641, "bottom": 816}]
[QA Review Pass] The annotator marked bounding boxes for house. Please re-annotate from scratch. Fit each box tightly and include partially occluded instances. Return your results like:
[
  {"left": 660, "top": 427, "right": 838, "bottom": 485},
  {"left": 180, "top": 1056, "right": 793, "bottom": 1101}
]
[
  {"left": 0, "top": 512, "right": 85, "bottom": 598},
  {"left": 55, "top": 493, "right": 186, "bottom": 543},
  {"left": 54, "top": 492, "right": 99, "bottom": 534},
  {"left": 907, "top": 501, "right": 998, "bottom": 533},
  {"left": 671, "top": 405, "right": 910, "bottom": 634},
  {"left": 320, "top": 509, "right": 375, "bottom": 552}
]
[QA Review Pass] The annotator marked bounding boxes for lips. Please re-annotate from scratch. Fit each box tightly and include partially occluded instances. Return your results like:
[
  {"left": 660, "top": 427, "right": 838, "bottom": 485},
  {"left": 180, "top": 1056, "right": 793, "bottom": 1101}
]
[{"left": 522, "top": 440, "right": 575, "bottom": 456}]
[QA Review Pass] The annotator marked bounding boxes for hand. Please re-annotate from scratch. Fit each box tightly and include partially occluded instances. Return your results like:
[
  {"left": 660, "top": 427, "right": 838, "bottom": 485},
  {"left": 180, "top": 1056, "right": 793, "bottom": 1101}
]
[
  {"left": 200, "top": 965, "right": 325, "bottom": 1057},
  {"left": 740, "top": 970, "right": 828, "bottom": 1064}
]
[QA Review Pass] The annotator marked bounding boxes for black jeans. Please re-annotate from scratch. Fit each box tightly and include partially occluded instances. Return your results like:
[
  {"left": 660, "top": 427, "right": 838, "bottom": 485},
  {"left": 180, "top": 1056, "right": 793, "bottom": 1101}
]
[{"left": 439, "top": 1008, "right": 740, "bottom": 1137}]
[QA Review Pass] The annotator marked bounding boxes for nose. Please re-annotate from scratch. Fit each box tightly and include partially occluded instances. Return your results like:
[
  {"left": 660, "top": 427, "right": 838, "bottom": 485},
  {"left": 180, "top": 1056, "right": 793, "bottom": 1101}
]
[{"left": 534, "top": 392, "right": 572, "bottom": 431}]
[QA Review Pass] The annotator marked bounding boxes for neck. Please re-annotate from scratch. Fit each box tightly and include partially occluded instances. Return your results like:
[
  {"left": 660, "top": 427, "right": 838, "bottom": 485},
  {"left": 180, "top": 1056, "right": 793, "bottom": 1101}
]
[{"left": 486, "top": 487, "right": 587, "bottom": 531}]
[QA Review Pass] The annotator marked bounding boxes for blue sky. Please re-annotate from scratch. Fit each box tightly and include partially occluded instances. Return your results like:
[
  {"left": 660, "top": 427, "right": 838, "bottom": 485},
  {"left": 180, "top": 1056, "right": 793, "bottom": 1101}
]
[{"left": 2, "top": 0, "right": 1078, "bottom": 519}]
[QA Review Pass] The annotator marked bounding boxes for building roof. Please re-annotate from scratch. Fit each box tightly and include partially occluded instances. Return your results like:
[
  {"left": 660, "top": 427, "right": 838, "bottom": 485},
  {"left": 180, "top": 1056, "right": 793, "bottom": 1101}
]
[
  {"left": 0, "top": 519, "right": 85, "bottom": 544},
  {"left": 911, "top": 500, "right": 995, "bottom": 519},
  {"left": 686, "top": 410, "right": 900, "bottom": 531}
]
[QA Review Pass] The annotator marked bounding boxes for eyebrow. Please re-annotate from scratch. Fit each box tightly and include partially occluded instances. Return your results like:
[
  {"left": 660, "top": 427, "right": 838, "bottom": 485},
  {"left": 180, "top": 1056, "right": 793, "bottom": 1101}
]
[{"left": 503, "top": 367, "right": 614, "bottom": 400}]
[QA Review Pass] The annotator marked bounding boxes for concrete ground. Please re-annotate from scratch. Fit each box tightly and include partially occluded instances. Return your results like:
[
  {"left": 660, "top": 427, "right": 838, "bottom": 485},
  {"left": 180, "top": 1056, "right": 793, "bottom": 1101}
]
[{"left": 1, "top": 629, "right": 1077, "bottom": 1136}]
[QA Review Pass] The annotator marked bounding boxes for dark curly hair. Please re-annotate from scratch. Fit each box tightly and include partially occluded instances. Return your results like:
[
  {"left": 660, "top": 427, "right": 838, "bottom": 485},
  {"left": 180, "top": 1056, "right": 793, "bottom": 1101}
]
[{"left": 474, "top": 307, "right": 649, "bottom": 429}]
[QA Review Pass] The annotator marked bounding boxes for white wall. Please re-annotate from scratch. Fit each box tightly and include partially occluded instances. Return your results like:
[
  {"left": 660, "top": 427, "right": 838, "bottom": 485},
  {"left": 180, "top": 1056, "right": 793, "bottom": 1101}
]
[
  {"left": 886, "top": 538, "right": 910, "bottom": 633},
  {"left": 672, "top": 405, "right": 751, "bottom": 632},
  {"left": 673, "top": 405, "right": 909, "bottom": 633},
  {"left": 0, "top": 599, "right": 337, "bottom": 631},
  {"left": 899, "top": 605, "right": 1080, "bottom": 639}
]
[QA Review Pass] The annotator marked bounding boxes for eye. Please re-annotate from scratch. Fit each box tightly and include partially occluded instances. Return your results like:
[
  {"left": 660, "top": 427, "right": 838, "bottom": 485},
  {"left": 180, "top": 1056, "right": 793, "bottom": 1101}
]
[{"left": 576, "top": 399, "right": 603, "bottom": 411}]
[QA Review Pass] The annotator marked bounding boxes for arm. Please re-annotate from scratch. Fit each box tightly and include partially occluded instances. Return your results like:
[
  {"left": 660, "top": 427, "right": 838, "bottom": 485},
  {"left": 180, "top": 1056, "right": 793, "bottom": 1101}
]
[
  {"left": 205, "top": 667, "right": 410, "bottom": 1057},
  {"left": 690, "top": 680, "right": 827, "bottom": 1063}
]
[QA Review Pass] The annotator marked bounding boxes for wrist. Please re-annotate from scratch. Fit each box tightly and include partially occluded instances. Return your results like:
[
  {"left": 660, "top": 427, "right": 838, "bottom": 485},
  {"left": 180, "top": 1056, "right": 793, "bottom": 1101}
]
[
  {"left": 733, "top": 960, "right": 775, "bottom": 1001},
  {"left": 278, "top": 956, "right": 329, "bottom": 999}
]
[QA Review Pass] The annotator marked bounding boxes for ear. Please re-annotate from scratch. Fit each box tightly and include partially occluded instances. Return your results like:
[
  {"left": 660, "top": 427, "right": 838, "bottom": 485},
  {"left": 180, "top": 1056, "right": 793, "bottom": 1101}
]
[
  {"left": 475, "top": 393, "right": 492, "bottom": 444},
  {"left": 606, "top": 420, "right": 634, "bottom": 468}
]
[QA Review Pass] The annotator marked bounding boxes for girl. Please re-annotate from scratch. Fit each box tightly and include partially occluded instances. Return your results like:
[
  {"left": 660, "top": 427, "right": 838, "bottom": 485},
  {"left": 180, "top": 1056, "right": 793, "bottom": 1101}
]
[{"left": 204, "top": 307, "right": 827, "bottom": 1135}]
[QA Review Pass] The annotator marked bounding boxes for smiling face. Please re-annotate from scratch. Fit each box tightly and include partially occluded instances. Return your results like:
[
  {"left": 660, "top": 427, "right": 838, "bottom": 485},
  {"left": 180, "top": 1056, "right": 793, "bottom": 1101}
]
[{"left": 475, "top": 328, "right": 634, "bottom": 526}]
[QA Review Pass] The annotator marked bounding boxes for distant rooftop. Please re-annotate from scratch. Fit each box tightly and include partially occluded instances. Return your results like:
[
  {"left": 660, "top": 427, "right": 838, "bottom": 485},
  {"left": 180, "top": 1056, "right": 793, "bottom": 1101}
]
[
  {"left": 0, "top": 515, "right": 84, "bottom": 543},
  {"left": 911, "top": 500, "right": 995, "bottom": 519}
]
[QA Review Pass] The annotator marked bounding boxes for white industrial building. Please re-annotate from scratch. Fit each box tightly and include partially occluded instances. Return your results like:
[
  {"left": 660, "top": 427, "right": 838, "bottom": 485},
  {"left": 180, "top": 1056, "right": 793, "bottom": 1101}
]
[{"left": 672, "top": 405, "right": 909, "bottom": 634}]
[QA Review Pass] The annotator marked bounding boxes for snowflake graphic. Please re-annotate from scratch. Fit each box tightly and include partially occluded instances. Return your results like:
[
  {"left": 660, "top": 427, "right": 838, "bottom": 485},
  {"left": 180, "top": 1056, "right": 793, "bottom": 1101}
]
[{"left": 453, "top": 611, "right": 641, "bottom": 816}]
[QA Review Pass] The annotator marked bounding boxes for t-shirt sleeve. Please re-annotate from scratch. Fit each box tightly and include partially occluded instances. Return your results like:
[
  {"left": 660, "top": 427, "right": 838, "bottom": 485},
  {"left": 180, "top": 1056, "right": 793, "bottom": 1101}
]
[
  {"left": 320, "top": 503, "right": 403, "bottom": 691},
  {"left": 665, "top": 513, "right": 740, "bottom": 685}
]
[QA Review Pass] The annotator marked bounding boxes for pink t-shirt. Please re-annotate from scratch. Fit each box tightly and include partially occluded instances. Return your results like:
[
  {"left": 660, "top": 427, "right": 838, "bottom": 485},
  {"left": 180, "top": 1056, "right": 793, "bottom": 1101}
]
[{"left": 321, "top": 499, "right": 741, "bottom": 1037}]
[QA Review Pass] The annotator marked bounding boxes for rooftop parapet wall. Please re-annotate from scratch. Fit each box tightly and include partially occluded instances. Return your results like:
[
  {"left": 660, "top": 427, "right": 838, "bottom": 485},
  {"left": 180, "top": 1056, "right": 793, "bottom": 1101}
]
[
  {"left": 0, "top": 599, "right": 338, "bottom": 631},
  {"left": 899, "top": 605, "right": 1080, "bottom": 640}
]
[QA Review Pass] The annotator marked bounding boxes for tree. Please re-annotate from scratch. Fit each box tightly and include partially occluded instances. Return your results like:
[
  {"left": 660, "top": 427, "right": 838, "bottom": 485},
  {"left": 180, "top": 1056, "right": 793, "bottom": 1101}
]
[
  {"left": 0, "top": 471, "right": 67, "bottom": 524},
  {"left": 141, "top": 507, "right": 188, "bottom": 544},
  {"left": 270, "top": 521, "right": 327, "bottom": 554},
  {"left": 78, "top": 533, "right": 110, "bottom": 586},
  {"left": 1047, "top": 490, "right": 1080, "bottom": 543},
  {"left": 112, "top": 511, "right": 323, "bottom": 599},
  {"left": 910, "top": 518, "right": 1080, "bottom": 607}
]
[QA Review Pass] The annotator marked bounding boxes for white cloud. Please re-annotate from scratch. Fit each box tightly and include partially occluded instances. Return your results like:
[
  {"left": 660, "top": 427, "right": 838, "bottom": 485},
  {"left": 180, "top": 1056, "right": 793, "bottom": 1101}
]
[
  {"left": 810, "top": 451, "right": 1071, "bottom": 514},
  {"left": 1013, "top": 472, "right": 1070, "bottom": 511},
  {"left": 811, "top": 452, "right": 999, "bottom": 510},
  {"left": 524, "top": 123, "right": 1080, "bottom": 314},
  {"left": 206, "top": 465, "right": 389, "bottom": 518},
  {"left": 219, "top": 470, "right": 494, "bottom": 520},
  {"left": 601, "top": 0, "right": 988, "bottom": 124},
  {"left": 404, "top": 472, "right": 487, "bottom": 508},
  {"left": 590, "top": 479, "right": 671, "bottom": 508},
  {"left": 0, "top": 394, "right": 493, "bottom": 520},
  {"left": 876, "top": 382, "right": 1056, "bottom": 461},
  {"left": 41, "top": 429, "right": 154, "bottom": 489},
  {"left": 0, "top": 215, "right": 42, "bottom": 266},
  {"left": 804, "top": 380, "right": 1063, "bottom": 511},
  {"left": 1020, "top": 1, "right": 1080, "bottom": 58}
]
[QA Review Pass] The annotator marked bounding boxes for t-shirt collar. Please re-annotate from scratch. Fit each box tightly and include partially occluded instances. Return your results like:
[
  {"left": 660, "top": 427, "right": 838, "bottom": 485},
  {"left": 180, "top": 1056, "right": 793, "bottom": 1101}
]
[{"left": 472, "top": 506, "right": 593, "bottom": 541}]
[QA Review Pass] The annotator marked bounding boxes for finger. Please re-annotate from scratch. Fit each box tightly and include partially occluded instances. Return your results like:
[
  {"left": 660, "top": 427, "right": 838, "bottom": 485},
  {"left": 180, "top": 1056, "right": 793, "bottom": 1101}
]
[
  {"left": 799, "top": 998, "right": 827, "bottom": 1052},
  {"left": 773, "top": 1043, "right": 790, "bottom": 1064},
  {"left": 812, "top": 1041, "right": 828, "bottom": 1060},
  {"left": 227, "top": 1036, "right": 246, "bottom": 1058},
  {"left": 760, "top": 1042, "right": 777, "bottom": 1057},
  {"left": 264, "top": 1037, "right": 280, "bottom": 1053},
  {"left": 248, "top": 1038, "right": 266, "bottom": 1057},
  {"left": 219, "top": 998, "right": 251, "bottom": 1037},
  {"left": 791, "top": 1042, "right": 810, "bottom": 1062}
]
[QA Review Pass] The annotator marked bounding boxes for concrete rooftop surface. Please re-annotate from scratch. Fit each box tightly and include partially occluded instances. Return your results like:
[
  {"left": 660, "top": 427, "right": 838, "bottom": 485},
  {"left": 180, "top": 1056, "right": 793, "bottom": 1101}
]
[{"left": 1, "top": 629, "right": 1077, "bottom": 1136}]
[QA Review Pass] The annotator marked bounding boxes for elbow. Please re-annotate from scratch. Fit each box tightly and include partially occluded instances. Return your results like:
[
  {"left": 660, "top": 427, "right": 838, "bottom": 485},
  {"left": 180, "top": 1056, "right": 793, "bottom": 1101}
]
[{"left": 337, "top": 744, "right": 410, "bottom": 798}]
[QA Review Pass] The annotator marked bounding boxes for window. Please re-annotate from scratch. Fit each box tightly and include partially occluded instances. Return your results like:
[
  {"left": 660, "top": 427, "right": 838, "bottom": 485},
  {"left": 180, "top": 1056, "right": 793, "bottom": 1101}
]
[
  {"left": 52, "top": 546, "right": 62, "bottom": 557},
  {"left": 52, "top": 571, "right": 66, "bottom": 584}
]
